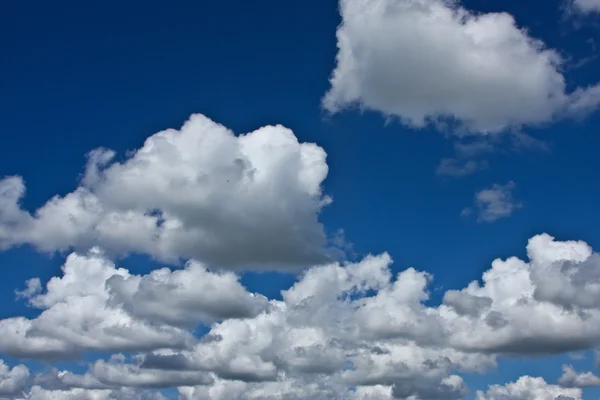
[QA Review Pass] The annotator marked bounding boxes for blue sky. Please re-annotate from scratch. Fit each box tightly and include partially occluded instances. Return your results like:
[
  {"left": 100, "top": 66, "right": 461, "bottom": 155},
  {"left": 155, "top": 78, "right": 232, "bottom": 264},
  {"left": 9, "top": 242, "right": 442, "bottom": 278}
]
[{"left": 1, "top": 0, "right": 600, "bottom": 399}]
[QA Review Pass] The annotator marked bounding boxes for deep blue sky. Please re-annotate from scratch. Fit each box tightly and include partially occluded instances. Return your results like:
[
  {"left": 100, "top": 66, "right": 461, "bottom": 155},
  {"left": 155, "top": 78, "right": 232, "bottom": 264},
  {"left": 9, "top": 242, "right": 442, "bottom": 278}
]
[{"left": 1, "top": 0, "right": 600, "bottom": 398}]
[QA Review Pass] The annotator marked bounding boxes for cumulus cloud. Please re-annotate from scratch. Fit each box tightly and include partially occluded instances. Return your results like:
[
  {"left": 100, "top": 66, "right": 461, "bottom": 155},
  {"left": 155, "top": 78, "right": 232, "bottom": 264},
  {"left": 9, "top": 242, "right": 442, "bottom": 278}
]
[
  {"left": 20, "top": 386, "right": 167, "bottom": 400},
  {"left": 476, "top": 376, "right": 582, "bottom": 400},
  {"left": 0, "top": 360, "right": 29, "bottom": 398},
  {"left": 0, "top": 248, "right": 267, "bottom": 360},
  {"left": 323, "top": 0, "right": 600, "bottom": 133},
  {"left": 0, "top": 114, "right": 336, "bottom": 270},
  {"left": 558, "top": 364, "right": 600, "bottom": 388},
  {"left": 137, "top": 234, "right": 600, "bottom": 394},
  {"left": 4, "top": 234, "right": 600, "bottom": 397},
  {"left": 463, "top": 181, "right": 522, "bottom": 222}
]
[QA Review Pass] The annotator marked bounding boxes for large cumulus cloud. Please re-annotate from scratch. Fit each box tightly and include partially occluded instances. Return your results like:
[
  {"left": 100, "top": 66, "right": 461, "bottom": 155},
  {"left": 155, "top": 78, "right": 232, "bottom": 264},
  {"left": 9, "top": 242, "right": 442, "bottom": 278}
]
[
  {"left": 0, "top": 114, "right": 334, "bottom": 269},
  {"left": 476, "top": 376, "right": 582, "bottom": 400},
  {"left": 323, "top": 0, "right": 600, "bottom": 133},
  {"left": 2, "top": 234, "right": 600, "bottom": 398}
]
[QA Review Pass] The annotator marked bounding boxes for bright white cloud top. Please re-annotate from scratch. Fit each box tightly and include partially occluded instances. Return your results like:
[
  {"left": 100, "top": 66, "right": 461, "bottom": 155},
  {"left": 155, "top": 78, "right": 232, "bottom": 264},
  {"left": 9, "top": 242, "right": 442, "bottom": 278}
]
[
  {"left": 0, "top": 114, "right": 334, "bottom": 269},
  {"left": 323, "top": 0, "right": 600, "bottom": 133},
  {"left": 2, "top": 231, "right": 600, "bottom": 398}
]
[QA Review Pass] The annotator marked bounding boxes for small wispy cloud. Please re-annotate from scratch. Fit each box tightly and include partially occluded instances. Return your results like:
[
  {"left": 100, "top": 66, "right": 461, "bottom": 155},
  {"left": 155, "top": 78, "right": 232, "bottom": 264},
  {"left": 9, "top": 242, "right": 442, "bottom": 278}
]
[
  {"left": 463, "top": 181, "right": 522, "bottom": 223},
  {"left": 438, "top": 133, "right": 548, "bottom": 179},
  {"left": 436, "top": 158, "right": 489, "bottom": 178}
]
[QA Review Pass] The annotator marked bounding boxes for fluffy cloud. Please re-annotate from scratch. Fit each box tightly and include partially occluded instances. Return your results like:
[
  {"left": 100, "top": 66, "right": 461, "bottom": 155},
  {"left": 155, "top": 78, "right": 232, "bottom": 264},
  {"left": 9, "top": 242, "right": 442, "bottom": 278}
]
[
  {"left": 20, "top": 386, "right": 167, "bottom": 400},
  {"left": 463, "top": 181, "right": 522, "bottom": 222},
  {"left": 4, "top": 233, "right": 600, "bottom": 397},
  {"left": 0, "top": 361, "right": 29, "bottom": 398},
  {"left": 441, "top": 234, "right": 600, "bottom": 355},
  {"left": 0, "top": 114, "right": 335, "bottom": 270},
  {"left": 323, "top": 0, "right": 600, "bottom": 133},
  {"left": 558, "top": 364, "right": 600, "bottom": 388},
  {"left": 106, "top": 262, "right": 269, "bottom": 327},
  {"left": 134, "top": 234, "right": 600, "bottom": 395},
  {"left": 476, "top": 376, "right": 582, "bottom": 400},
  {"left": 38, "top": 356, "right": 212, "bottom": 391},
  {"left": 0, "top": 248, "right": 267, "bottom": 360}
]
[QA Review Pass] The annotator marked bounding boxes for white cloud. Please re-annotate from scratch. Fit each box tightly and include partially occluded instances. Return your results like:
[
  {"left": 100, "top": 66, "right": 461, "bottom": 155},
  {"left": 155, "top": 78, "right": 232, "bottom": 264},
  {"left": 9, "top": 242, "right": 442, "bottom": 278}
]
[
  {"left": 0, "top": 360, "right": 29, "bottom": 398},
  {"left": 20, "top": 386, "right": 167, "bottom": 400},
  {"left": 87, "top": 357, "right": 213, "bottom": 389},
  {"left": 469, "top": 181, "right": 522, "bottom": 222},
  {"left": 28, "top": 355, "right": 212, "bottom": 393},
  {"left": 137, "top": 234, "right": 600, "bottom": 394},
  {"left": 5, "top": 234, "right": 600, "bottom": 397},
  {"left": 476, "top": 376, "right": 582, "bottom": 400},
  {"left": 177, "top": 378, "right": 349, "bottom": 400},
  {"left": 558, "top": 364, "right": 600, "bottom": 388},
  {"left": 0, "top": 248, "right": 266, "bottom": 360},
  {"left": 573, "top": 0, "right": 600, "bottom": 13},
  {"left": 0, "top": 114, "right": 335, "bottom": 270},
  {"left": 323, "top": 0, "right": 600, "bottom": 133}
]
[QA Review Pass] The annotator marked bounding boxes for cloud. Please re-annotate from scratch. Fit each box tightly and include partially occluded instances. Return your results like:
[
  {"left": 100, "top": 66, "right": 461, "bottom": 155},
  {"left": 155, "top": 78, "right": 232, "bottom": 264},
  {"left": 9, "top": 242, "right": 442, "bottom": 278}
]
[
  {"left": 436, "top": 158, "right": 488, "bottom": 177},
  {"left": 440, "top": 234, "right": 600, "bottom": 355},
  {"left": 323, "top": 0, "right": 600, "bottom": 133},
  {"left": 106, "top": 262, "right": 269, "bottom": 327},
  {"left": 0, "top": 360, "right": 29, "bottom": 398},
  {"left": 0, "top": 114, "right": 336, "bottom": 270},
  {"left": 87, "top": 357, "right": 213, "bottom": 389},
  {"left": 0, "top": 248, "right": 267, "bottom": 360},
  {"left": 436, "top": 133, "right": 549, "bottom": 178},
  {"left": 573, "top": 0, "right": 600, "bottom": 13},
  {"left": 151, "top": 234, "right": 600, "bottom": 390},
  {"left": 20, "top": 386, "right": 167, "bottom": 400},
  {"left": 5, "top": 234, "right": 600, "bottom": 396},
  {"left": 476, "top": 376, "right": 582, "bottom": 400},
  {"left": 558, "top": 364, "right": 600, "bottom": 388},
  {"left": 468, "top": 181, "right": 522, "bottom": 222}
]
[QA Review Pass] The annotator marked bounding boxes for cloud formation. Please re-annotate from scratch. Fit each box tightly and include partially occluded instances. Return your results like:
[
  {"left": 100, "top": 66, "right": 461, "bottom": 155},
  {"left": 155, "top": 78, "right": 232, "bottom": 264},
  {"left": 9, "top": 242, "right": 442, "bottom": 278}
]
[
  {"left": 463, "top": 181, "right": 522, "bottom": 222},
  {"left": 0, "top": 114, "right": 335, "bottom": 270},
  {"left": 558, "top": 364, "right": 600, "bottom": 388},
  {"left": 476, "top": 376, "right": 582, "bottom": 400},
  {"left": 0, "top": 360, "right": 28, "bottom": 398},
  {"left": 323, "top": 0, "right": 600, "bottom": 133},
  {"left": 573, "top": 0, "right": 600, "bottom": 13},
  {"left": 2, "top": 234, "right": 600, "bottom": 398},
  {"left": 0, "top": 248, "right": 267, "bottom": 360}
]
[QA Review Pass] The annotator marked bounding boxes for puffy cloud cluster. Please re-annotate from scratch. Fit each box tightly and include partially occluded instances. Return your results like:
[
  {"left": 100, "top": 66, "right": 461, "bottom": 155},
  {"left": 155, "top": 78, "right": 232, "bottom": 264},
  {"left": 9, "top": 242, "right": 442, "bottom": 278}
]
[
  {"left": 0, "top": 361, "right": 28, "bottom": 398},
  {"left": 323, "top": 0, "right": 600, "bottom": 133},
  {"left": 476, "top": 376, "right": 582, "bottom": 400},
  {"left": 19, "top": 386, "right": 167, "bottom": 400},
  {"left": 0, "top": 249, "right": 267, "bottom": 360},
  {"left": 558, "top": 364, "right": 600, "bottom": 388},
  {"left": 2, "top": 233, "right": 600, "bottom": 398},
  {"left": 0, "top": 114, "right": 334, "bottom": 270}
]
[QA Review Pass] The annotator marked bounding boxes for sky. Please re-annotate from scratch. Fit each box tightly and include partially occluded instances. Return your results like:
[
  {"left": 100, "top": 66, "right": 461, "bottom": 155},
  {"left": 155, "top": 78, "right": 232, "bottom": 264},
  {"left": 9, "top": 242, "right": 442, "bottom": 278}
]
[{"left": 1, "top": 0, "right": 600, "bottom": 399}]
